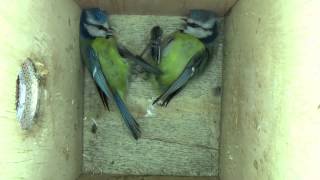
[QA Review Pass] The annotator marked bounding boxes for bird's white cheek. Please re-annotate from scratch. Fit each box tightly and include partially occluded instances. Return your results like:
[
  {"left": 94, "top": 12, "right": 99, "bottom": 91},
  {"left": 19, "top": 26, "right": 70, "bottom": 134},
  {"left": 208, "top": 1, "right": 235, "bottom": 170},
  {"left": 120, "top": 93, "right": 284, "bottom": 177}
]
[
  {"left": 86, "top": 12, "right": 100, "bottom": 25},
  {"left": 84, "top": 24, "right": 107, "bottom": 37},
  {"left": 202, "top": 18, "right": 216, "bottom": 29},
  {"left": 185, "top": 26, "right": 212, "bottom": 39},
  {"left": 187, "top": 18, "right": 197, "bottom": 24},
  {"left": 187, "top": 17, "right": 216, "bottom": 30}
]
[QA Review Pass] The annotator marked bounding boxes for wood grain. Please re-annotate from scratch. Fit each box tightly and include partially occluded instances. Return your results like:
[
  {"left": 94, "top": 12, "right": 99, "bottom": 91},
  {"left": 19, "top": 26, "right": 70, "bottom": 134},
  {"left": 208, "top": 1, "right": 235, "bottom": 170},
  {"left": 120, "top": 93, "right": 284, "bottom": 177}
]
[
  {"left": 83, "top": 15, "right": 224, "bottom": 176},
  {"left": 0, "top": 1, "right": 82, "bottom": 180},
  {"left": 78, "top": 175, "right": 219, "bottom": 180},
  {"left": 76, "top": 0, "right": 238, "bottom": 16}
]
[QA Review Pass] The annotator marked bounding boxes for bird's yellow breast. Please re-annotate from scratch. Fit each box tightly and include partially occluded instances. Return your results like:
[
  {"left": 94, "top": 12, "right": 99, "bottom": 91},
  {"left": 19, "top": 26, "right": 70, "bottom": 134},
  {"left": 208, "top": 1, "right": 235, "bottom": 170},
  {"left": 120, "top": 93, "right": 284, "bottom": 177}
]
[
  {"left": 158, "top": 32, "right": 205, "bottom": 87},
  {"left": 92, "top": 37, "right": 129, "bottom": 99}
]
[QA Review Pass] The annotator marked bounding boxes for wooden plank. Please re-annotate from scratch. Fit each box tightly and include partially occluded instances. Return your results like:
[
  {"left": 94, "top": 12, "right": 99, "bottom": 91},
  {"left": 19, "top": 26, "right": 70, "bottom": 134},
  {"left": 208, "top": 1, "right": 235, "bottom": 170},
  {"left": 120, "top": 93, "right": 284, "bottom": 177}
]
[
  {"left": 76, "top": 0, "right": 238, "bottom": 16},
  {"left": 78, "top": 175, "right": 219, "bottom": 180},
  {"left": 83, "top": 15, "right": 223, "bottom": 176},
  {"left": 0, "top": 0, "right": 82, "bottom": 180}
]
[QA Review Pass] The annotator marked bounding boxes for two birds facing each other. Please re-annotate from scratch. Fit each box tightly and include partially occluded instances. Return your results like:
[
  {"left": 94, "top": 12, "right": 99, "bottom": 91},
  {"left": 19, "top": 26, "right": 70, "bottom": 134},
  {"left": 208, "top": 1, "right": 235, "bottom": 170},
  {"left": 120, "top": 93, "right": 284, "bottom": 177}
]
[{"left": 80, "top": 8, "right": 219, "bottom": 140}]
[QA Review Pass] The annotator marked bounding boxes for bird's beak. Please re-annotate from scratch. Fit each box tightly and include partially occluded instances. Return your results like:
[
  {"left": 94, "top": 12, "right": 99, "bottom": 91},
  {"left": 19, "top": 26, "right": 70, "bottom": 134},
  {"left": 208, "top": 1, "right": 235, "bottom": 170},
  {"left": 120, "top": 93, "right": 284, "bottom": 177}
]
[
  {"left": 102, "top": 26, "right": 113, "bottom": 35},
  {"left": 98, "top": 24, "right": 113, "bottom": 36},
  {"left": 102, "top": 21, "right": 112, "bottom": 29},
  {"left": 100, "top": 21, "right": 114, "bottom": 34}
]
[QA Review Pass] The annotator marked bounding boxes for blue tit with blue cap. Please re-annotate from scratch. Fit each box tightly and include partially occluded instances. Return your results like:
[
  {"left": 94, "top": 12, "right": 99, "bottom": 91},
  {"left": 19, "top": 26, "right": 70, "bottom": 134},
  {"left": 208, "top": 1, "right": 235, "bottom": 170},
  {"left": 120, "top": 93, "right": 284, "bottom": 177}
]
[
  {"left": 80, "top": 8, "right": 161, "bottom": 139},
  {"left": 153, "top": 9, "right": 219, "bottom": 106}
]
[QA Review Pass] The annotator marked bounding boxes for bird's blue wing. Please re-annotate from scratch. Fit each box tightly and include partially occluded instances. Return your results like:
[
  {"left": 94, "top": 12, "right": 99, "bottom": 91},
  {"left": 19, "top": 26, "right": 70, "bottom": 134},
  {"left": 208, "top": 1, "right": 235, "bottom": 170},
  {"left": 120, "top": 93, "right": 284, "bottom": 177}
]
[
  {"left": 113, "top": 91, "right": 141, "bottom": 139},
  {"left": 85, "top": 46, "right": 113, "bottom": 107},
  {"left": 117, "top": 43, "right": 162, "bottom": 75},
  {"left": 85, "top": 45, "right": 141, "bottom": 139}
]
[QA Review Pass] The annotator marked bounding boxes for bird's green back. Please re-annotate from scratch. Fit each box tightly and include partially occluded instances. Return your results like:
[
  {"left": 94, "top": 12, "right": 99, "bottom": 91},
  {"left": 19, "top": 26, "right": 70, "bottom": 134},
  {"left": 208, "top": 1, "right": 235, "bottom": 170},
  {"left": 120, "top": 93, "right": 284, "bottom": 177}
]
[
  {"left": 158, "top": 32, "right": 205, "bottom": 88},
  {"left": 91, "top": 37, "right": 129, "bottom": 99}
]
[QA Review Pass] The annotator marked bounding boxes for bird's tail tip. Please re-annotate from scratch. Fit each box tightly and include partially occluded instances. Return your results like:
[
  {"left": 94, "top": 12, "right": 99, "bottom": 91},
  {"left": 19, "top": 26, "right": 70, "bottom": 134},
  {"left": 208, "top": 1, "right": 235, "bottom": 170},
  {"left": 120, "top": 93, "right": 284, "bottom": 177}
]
[{"left": 113, "top": 92, "right": 141, "bottom": 140}]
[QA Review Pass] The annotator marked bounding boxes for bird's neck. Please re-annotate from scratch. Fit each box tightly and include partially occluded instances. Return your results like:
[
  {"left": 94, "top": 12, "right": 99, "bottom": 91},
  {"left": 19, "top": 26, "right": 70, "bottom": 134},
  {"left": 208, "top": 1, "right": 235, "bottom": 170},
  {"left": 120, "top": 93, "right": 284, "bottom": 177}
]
[{"left": 199, "top": 23, "right": 218, "bottom": 44}]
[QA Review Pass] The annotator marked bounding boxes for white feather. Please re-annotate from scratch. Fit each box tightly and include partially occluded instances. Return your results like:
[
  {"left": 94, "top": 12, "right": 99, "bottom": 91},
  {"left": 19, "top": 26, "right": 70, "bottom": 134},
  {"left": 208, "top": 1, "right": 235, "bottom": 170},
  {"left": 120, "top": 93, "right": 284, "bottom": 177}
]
[
  {"left": 84, "top": 23, "right": 108, "bottom": 37},
  {"left": 187, "top": 18, "right": 216, "bottom": 29},
  {"left": 184, "top": 26, "right": 212, "bottom": 39},
  {"left": 92, "top": 67, "right": 97, "bottom": 78}
]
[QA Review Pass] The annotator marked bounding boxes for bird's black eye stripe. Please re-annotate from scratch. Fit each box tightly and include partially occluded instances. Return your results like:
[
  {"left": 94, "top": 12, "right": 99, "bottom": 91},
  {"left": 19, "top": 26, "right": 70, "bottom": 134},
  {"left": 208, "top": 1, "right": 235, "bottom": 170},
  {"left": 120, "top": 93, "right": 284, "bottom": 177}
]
[
  {"left": 96, "top": 24, "right": 108, "bottom": 31},
  {"left": 187, "top": 22, "right": 211, "bottom": 31},
  {"left": 187, "top": 22, "right": 201, "bottom": 28},
  {"left": 97, "top": 25, "right": 106, "bottom": 30},
  {"left": 86, "top": 22, "right": 110, "bottom": 32}
]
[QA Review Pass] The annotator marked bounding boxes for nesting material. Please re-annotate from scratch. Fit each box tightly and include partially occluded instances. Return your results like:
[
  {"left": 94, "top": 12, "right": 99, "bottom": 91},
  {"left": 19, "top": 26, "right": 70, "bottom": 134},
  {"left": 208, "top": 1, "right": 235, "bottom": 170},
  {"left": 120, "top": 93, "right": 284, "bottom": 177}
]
[
  {"left": 83, "top": 15, "right": 223, "bottom": 176},
  {"left": 16, "top": 59, "right": 40, "bottom": 130}
]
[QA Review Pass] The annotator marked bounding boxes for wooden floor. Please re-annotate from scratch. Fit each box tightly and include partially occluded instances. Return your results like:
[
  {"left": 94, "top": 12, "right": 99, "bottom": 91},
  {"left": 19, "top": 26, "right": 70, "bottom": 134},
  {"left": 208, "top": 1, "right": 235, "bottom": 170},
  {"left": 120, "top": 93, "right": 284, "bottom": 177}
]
[
  {"left": 78, "top": 175, "right": 219, "bottom": 180},
  {"left": 83, "top": 15, "right": 223, "bottom": 176}
]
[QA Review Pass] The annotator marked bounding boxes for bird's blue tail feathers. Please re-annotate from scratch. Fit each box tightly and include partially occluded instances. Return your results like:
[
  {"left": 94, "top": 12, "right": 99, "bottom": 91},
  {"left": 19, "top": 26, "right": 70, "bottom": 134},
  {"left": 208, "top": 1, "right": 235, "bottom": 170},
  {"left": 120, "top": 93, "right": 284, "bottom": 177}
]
[{"left": 113, "top": 92, "right": 141, "bottom": 140}]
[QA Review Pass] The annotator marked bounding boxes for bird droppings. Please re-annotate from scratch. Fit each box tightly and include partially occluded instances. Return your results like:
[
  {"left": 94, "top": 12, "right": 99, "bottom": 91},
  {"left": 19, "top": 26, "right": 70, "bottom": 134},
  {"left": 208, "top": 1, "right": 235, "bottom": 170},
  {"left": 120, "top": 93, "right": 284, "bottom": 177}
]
[
  {"left": 144, "top": 98, "right": 157, "bottom": 117},
  {"left": 226, "top": 150, "right": 233, "bottom": 160},
  {"left": 43, "top": 89, "right": 48, "bottom": 100},
  {"left": 16, "top": 59, "right": 40, "bottom": 130},
  {"left": 62, "top": 145, "right": 70, "bottom": 161}
]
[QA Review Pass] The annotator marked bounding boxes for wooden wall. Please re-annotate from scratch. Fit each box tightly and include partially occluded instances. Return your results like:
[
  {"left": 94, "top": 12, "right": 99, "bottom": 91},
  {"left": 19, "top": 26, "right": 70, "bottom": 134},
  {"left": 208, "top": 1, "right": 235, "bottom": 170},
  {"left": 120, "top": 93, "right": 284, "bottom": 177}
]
[{"left": 0, "top": 0, "right": 82, "bottom": 179}]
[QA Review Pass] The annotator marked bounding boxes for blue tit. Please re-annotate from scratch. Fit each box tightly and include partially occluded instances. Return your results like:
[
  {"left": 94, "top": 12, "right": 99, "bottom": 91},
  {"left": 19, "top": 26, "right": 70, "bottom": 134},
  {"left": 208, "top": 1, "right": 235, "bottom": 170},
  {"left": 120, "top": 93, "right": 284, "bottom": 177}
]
[
  {"left": 153, "top": 9, "right": 219, "bottom": 106},
  {"left": 80, "top": 8, "right": 161, "bottom": 139}
]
